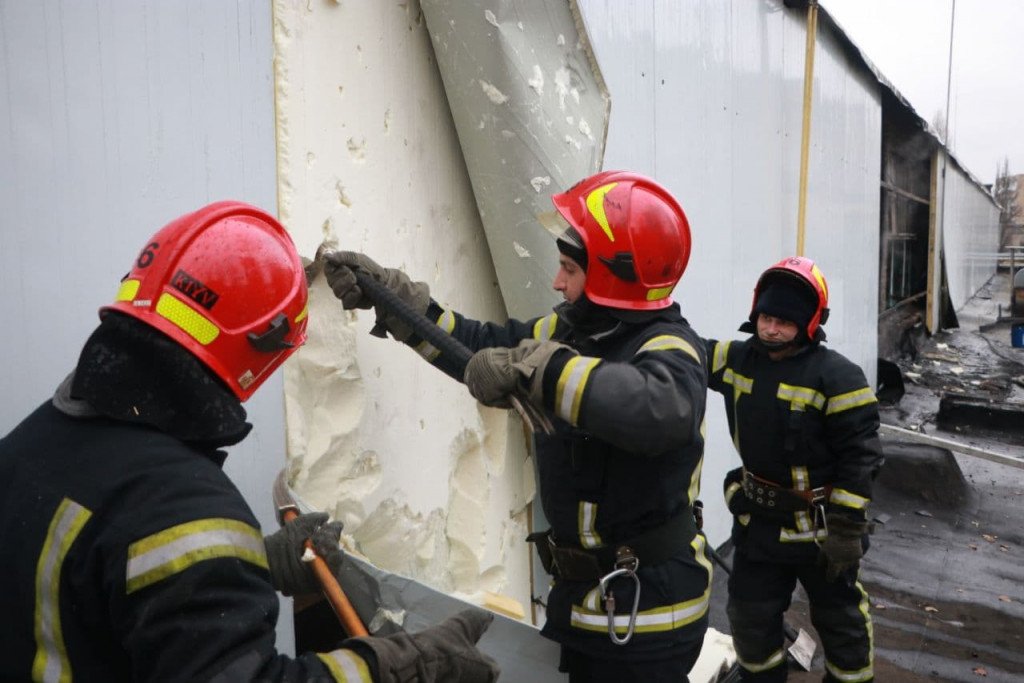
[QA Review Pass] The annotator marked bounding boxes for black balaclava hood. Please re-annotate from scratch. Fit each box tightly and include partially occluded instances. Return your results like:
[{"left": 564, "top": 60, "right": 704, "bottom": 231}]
[
  {"left": 740, "top": 277, "right": 821, "bottom": 352},
  {"left": 70, "top": 312, "right": 252, "bottom": 450}
]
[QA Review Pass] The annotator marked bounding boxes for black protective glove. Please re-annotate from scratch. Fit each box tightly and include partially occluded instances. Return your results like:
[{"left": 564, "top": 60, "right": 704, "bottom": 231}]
[
  {"left": 723, "top": 467, "right": 752, "bottom": 516},
  {"left": 323, "top": 251, "right": 430, "bottom": 342},
  {"left": 348, "top": 609, "right": 499, "bottom": 683},
  {"left": 464, "top": 339, "right": 574, "bottom": 408},
  {"left": 264, "top": 512, "right": 345, "bottom": 596},
  {"left": 819, "top": 512, "right": 868, "bottom": 581}
]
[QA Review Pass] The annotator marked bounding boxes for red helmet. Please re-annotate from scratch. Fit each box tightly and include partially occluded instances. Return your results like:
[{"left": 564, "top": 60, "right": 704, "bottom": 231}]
[
  {"left": 749, "top": 256, "right": 830, "bottom": 341},
  {"left": 550, "top": 170, "right": 691, "bottom": 310},
  {"left": 103, "top": 201, "right": 308, "bottom": 401}
]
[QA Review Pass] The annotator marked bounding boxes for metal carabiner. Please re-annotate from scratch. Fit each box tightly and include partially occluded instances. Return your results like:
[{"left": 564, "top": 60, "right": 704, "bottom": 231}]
[
  {"left": 812, "top": 502, "right": 829, "bottom": 547},
  {"left": 598, "top": 563, "right": 641, "bottom": 645}
]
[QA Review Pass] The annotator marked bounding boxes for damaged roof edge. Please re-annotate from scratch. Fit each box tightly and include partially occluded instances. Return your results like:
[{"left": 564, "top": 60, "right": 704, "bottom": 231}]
[{"left": 816, "top": 1, "right": 999, "bottom": 207}]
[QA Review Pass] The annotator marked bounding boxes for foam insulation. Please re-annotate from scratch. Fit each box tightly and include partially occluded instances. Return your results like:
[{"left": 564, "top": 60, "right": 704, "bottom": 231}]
[
  {"left": 274, "top": 0, "right": 535, "bottom": 616},
  {"left": 419, "top": 0, "right": 610, "bottom": 319}
]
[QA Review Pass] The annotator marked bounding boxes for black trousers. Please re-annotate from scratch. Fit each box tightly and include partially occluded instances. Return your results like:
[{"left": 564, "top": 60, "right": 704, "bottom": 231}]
[
  {"left": 726, "top": 550, "right": 873, "bottom": 682},
  {"left": 558, "top": 635, "right": 704, "bottom": 683}
]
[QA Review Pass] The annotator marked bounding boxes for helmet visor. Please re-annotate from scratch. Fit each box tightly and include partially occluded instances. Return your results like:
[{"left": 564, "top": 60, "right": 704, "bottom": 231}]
[{"left": 536, "top": 209, "right": 574, "bottom": 242}]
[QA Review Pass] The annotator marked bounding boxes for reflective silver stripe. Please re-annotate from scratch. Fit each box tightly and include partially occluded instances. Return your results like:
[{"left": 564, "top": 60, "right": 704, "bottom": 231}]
[
  {"left": 712, "top": 340, "right": 731, "bottom": 373},
  {"left": 414, "top": 340, "right": 441, "bottom": 362},
  {"left": 723, "top": 369, "right": 753, "bottom": 394},
  {"left": 825, "top": 387, "right": 877, "bottom": 415},
  {"left": 792, "top": 466, "right": 809, "bottom": 490},
  {"left": 532, "top": 313, "right": 558, "bottom": 340},
  {"left": 637, "top": 335, "right": 701, "bottom": 364},
  {"left": 738, "top": 648, "right": 786, "bottom": 673},
  {"left": 831, "top": 487, "right": 869, "bottom": 510},
  {"left": 825, "top": 580, "right": 873, "bottom": 682},
  {"left": 779, "top": 524, "right": 818, "bottom": 542},
  {"left": 779, "top": 467, "right": 818, "bottom": 543},
  {"left": 578, "top": 501, "right": 602, "bottom": 548},
  {"left": 555, "top": 356, "right": 601, "bottom": 425},
  {"left": 583, "top": 586, "right": 602, "bottom": 612},
  {"left": 725, "top": 481, "right": 742, "bottom": 506},
  {"left": 570, "top": 535, "right": 711, "bottom": 633},
  {"left": 723, "top": 369, "right": 753, "bottom": 449},
  {"left": 126, "top": 518, "right": 267, "bottom": 594},
  {"left": 316, "top": 649, "right": 373, "bottom": 682},
  {"left": 825, "top": 660, "right": 874, "bottom": 682},
  {"left": 722, "top": 369, "right": 752, "bottom": 392},
  {"left": 687, "top": 451, "right": 704, "bottom": 508},
  {"left": 777, "top": 383, "right": 826, "bottom": 410},
  {"left": 33, "top": 498, "right": 93, "bottom": 683},
  {"left": 415, "top": 310, "right": 457, "bottom": 362}
]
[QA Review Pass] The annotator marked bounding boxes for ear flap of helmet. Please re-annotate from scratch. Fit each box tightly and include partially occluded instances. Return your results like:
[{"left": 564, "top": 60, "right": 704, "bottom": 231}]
[{"left": 103, "top": 201, "right": 308, "bottom": 401}]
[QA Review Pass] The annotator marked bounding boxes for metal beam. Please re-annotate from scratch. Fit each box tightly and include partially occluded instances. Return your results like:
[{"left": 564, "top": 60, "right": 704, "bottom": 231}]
[{"left": 880, "top": 424, "right": 1024, "bottom": 470}]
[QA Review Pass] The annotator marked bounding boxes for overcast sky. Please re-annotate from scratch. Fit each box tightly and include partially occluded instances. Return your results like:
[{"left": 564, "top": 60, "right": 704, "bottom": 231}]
[{"left": 822, "top": 0, "right": 1024, "bottom": 185}]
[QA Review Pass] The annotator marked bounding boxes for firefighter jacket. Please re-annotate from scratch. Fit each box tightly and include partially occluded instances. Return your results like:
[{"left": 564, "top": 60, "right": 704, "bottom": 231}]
[
  {"left": 706, "top": 337, "right": 883, "bottom": 563},
  {"left": 0, "top": 400, "right": 373, "bottom": 682},
  {"left": 411, "top": 299, "right": 712, "bottom": 661}
]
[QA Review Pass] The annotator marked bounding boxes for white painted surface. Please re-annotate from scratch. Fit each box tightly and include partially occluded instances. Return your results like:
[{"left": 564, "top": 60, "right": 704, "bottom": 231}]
[
  {"left": 939, "top": 159, "right": 1001, "bottom": 313},
  {"left": 577, "top": 0, "right": 882, "bottom": 545},
  {"left": 0, "top": 0, "right": 293, "bottom": 651}
]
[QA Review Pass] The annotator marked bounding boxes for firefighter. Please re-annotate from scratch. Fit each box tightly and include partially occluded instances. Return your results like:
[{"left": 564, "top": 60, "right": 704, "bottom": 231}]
[
  {"left": 0, "top": 201, "right": 499, "bottom": 683},
  {"left": 706, "top": 256, "right": 882, "bottom": 682},
  {"left": 324, "top": 171, "right": 712, "bottom": 682}
]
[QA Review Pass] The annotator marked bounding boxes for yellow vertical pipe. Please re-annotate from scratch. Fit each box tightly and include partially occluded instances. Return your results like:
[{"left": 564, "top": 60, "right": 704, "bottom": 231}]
[
  {"left": 796, "top": 1, "right": 819, "bottom": 257},
  {"left": 926, "top": 152, "right": 940, "bottom": 333}
]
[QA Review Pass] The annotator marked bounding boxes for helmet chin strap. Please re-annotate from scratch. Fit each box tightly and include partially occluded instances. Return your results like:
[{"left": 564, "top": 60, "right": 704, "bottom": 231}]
[{"left": 753, "top": 335, "right": 801, "bottom": 355}]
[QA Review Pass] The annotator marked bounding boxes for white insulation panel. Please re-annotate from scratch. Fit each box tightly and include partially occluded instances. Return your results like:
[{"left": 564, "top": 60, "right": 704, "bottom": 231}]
[{"left": 940, "top": 158, "right": 1002, "bottom": 313}]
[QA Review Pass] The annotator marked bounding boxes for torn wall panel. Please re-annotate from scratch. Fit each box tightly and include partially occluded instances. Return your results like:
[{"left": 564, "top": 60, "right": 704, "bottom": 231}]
[
  {"left": 420, "top": 0, "right": 610, "bottom": 320},
  {"left": 273, "top": 0, "right": 534, "bottom": 615}
]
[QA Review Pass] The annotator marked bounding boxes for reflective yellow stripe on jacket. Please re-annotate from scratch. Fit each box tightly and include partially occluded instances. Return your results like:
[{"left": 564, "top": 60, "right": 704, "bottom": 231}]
[
  {"left": 316, "top": 650, "right": 374, "bottom": 682},
  {"left": 125, "top": 518, "right": 268, "bottom": 594},
  {"left": 554, "top": 356, "right": 602, "bottom": 425},
  {"left": 34, "top": 498, "right": 93, "bottom": 683},
  {"left": 570, "top": 533, "right": 712, "bottom": 634}
]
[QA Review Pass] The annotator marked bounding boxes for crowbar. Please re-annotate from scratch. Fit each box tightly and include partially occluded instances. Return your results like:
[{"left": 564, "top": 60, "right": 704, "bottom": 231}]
[
  {"left": 271, "top": 469, "right": 369, "bottom": 637},
  {"left": 306, "top": 246, "right": 553, "bottom": 435}
]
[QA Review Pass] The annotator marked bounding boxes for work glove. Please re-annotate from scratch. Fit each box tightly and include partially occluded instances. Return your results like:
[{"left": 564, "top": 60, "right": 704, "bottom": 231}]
[
  {"left": 323, "top": 251, "right": 430, "bottom": 343},
  {"left": 464, "top": 338, "right": 574, "bottom": 408},
  {"left": 264, "top": 512, "right": 345, "bottom": 596},
  {"left": 347, "top": 609, "right": 500, "bottom": 683},
  {"left": 818, "top": 512, "right": 869, "bottom": 581},
  {"left": 723, "top": 467, "right": 753, "bottom": 517}
]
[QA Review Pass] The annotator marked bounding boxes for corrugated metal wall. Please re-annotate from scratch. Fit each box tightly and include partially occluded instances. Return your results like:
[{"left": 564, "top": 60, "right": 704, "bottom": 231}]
[
  {"left": 1, "top": 0, "right": 1000, "bottom": 644},
  {"left": 0, "top": 0, "right": 294, "bottom": 651},
  {"left": 577, "top": 0, "right": 882, "bottom": 543}
]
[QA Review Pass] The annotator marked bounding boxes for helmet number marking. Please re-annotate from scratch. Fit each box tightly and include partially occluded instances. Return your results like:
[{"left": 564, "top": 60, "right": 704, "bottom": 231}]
[{"left": 136, "top": 242, "right": 159, "bottom": 269}]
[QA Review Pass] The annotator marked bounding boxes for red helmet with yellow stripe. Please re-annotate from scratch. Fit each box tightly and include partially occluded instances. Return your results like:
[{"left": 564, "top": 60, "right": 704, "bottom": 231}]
[
  {"left": 750, "top": 256, "right": 830, "bottom": 341},
  {"left": 103, "top": 201, "right": 308, "bottom": 401},
  {"left": 550, "top": 170, "right": 691, "bottom": 310}
]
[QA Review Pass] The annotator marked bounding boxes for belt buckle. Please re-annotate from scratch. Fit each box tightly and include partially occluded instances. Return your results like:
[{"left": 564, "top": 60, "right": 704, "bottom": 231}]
[{"left": 809, "top": 486, "right": 829, "bottom": 506}]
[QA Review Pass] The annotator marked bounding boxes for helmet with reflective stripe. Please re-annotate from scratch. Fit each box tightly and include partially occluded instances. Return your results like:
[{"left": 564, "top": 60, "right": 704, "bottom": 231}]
[
  {"left": 103, "top": 201, "right": 308, "bottom": 401},
  {"left": 550, "top": 170, "right": 691, "bottom": 310},
  {"left": 749, "top": 256, "right": 830, "bottom": 341}
]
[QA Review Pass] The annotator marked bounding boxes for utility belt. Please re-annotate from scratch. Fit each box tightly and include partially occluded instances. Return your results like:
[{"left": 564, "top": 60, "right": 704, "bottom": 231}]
[
  {"left": 741, "top": 469, "right": 832, "bottom": 513},
  {"left": 526, "top": 508, "right": 696, "bottom": 583}
]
